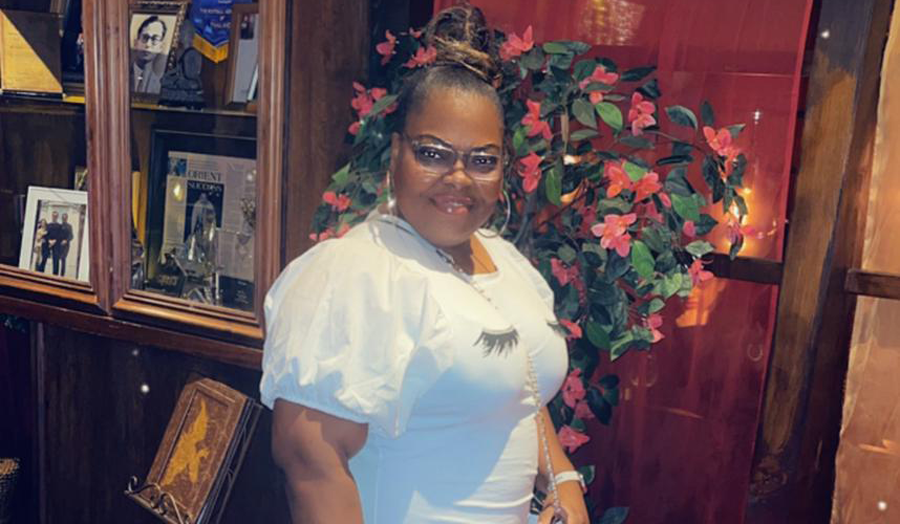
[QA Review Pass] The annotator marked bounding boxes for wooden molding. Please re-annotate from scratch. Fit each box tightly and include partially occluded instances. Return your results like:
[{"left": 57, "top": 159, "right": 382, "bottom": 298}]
[
  {"left": 746, "top": 0, "right": 893, "bottom": 521},
  {"left": 707, "top": 254, "right": 783, "bottom": 286},
  {"left": 845, "top": 268, "right": 900, "bottom": 300},
  {"left": 0, "top": 295, "right": 261, "bottom": 369}
]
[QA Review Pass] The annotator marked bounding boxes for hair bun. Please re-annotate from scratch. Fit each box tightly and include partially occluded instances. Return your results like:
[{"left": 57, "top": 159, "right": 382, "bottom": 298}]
[{"left": 425, "top": 4, "right": 500, "bottom": 85}]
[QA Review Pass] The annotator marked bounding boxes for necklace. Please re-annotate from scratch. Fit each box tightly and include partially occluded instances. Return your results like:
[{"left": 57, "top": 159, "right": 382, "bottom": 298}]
[{"left": 376, "top": 213, "right": 567, "bottom": 522}]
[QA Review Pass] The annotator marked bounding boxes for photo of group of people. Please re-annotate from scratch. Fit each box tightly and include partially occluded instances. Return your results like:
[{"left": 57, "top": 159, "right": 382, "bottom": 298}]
[{"left": 17, "top": 187, "right": 90, "bottom": 283}]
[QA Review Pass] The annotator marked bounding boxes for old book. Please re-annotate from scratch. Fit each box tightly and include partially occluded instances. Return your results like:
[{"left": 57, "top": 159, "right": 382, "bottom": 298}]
[
  {"left": 0, "top": 9, "right": 62, "bottom": 95},
  {"left": 126, "top": 377, "right": 261, "bottom": 524}
]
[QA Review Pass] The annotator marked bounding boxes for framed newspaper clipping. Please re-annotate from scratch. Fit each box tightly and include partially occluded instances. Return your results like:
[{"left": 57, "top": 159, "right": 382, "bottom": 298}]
[{"left": 142, "top": 129, "right": 257, "bottom": 312}]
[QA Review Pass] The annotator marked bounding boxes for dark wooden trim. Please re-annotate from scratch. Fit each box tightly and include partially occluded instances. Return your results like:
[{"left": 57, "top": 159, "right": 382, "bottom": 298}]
[
  {"left": 257, "top": 0, "right": 289, "bottom": 316},
  {"left": 0, "top": 295, "right": 261, "bottom": 370},
  {"left": 707, "top": 254, "right": 783, "bottom": 285},
  {"left": 746, "top": 0, "right": 892, "bottom": 522},
  {"left": 845, "top": 269, "right": 900, "bottom": 300}
]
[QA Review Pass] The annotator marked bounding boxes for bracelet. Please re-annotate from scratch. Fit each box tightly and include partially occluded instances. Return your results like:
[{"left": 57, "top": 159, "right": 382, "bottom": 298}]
[{"left": 553, "top": 470, "right": 587, "bottom": 493}]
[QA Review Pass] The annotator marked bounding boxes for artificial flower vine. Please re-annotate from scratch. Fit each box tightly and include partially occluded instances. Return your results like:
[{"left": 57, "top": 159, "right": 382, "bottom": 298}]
[{"left": 311, "top": 25, "right": 751, "bottom": 485}]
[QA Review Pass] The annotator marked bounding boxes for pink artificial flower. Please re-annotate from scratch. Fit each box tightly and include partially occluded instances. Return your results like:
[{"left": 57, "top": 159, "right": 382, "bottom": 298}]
[
  {"left": 562, "top": 368, "right": 586, "bottom": 408},
  {"left": 579, "top": 65, "right": 620, "bottom": 104},
  {"left": 375, "top": 30, "right": 397, "bottom": 65},
  {"left": 604, "top": 161, "right": 633, "bottom": 198},
  {"left": 404, "top": 45, "right": 437, "bottom": 68},
  {"left": 521, "top": 99, "right": 553, "bottom": 142},
  {"left": 323, "top": 191, "right": 351, "bottom": 212},
  {"left": 558, "top": 425, "right": 591, "bottom": 453},
  {"left": 688, "top": 258, "right": 715, "bottom": 286},
  {"left": 348, "top": 121, "right": 361, "bottom": 135},
  {"left": 350, "top": 81, "right": 375, "bottom": 118},
  {"left": 658, "top": 192, "right": 672, "bottom": 208},
  {"left": 633, "top": 171, "right": 662, "bottom": 202},
  {"left": 591, "top": 213, "right": 637, "bottom": 257},
  {"left": 635, "top": 201, "right": 663, "bottom": 223},
  {"left": 574, "top": 399, "right": 595, "bottom": 420},
  {"left": 703, "top": 126, "right": 737, "bottom": 158},
  {"left": 628, "top": 92, "right": 656, "bottom": 136},
  {"left": 336, "top": 222, "right": 351, "bottom": 238},
  {"left": 683, "top": 220, "right": 696, "bottom": 237},
  {"left": 499, "top": 26, "right": 534, "bottom": 61},
  {"left": 644, "top": 313, "right": 664, "bottom": 343},
  {"left": 518, "top": 151, "right": 543, "bottom": 193},
  {"left": 550, "top": 258, "right": 579, "bottom": 286},
  {"left": 559, "top": 319, "right": 583, "bottom": 340},
  {"left": 309, "top": 228, "right": 333, "bottom": 242}
]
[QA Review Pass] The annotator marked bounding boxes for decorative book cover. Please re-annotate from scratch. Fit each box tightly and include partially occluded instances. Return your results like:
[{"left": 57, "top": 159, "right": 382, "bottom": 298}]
[
  {"left": 126, "top": 377, "right": 261, "bottom": 524},
  {"left": 0, "top": 9, "right": 62, "bottom": 95}
]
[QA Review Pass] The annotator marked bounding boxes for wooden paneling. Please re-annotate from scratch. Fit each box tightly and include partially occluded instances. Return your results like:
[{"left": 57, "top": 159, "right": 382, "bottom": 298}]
[
  {"left": 746, "top": 0, "right": 892, "bottom": 521},
  {"left": 282, "top": 0, "right": 369, "bottom": 263}
]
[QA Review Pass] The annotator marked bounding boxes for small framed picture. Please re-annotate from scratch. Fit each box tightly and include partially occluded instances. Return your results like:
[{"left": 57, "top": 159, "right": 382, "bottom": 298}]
[
  {"left": 18, "top": 187, "right": 90, "bottom": 283},
  {"left": 224, "top": 3, "right": 260, "bottom": 105},
  {"left": 129, "top": 1, "right": 188, "bottom": 97}
]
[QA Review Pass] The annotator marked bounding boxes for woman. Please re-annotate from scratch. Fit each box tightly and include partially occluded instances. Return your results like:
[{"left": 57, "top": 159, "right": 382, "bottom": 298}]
[
  {"left": 33, "top": 219, "right": 49, "bottom": 273},
  {"left": 261, "top": 6, "right": 589, "bottom": 523}
]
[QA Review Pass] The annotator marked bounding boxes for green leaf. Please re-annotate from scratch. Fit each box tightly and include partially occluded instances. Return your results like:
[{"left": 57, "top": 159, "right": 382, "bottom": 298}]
[
  {"left": 520, "top": 48, "right": 545, "bottom": 71},
  {"left": 598, "top": 197, "right": 633, "bottom": 214},
  {"left": 570, "top": 129, "right": 598, "bottom": 142},
  {"left": 728, "top": 123, "right": 746, "bottom": 139},
  {"left": 671, "top": 193, "right": 701, "bottom": 222},
  {"left": 586, "top": 388, "right": 612, "bottom": 424},
  {"left": 729, "top": 234, "right": 744, "bottom": 259},
  {"left": 623, "top": 160, "right": 646, "bottom": 182},
  {"left": 648, "top": 297, "right": 665, "bottom": 313},
  {"left": 586, "top": 320, "right": 611, "bottom": 350},
  {"left": 665, "top": 105, "right": 699, "bottom": 129},
  {"left": 542, "top": 41, "right": 569, "bottom": 54},
  {"left": 558, "top": 244, "right": 577, "bottom": 264},
  {"left": 621, "top": 65, "right": 656, "bottom": 82},
  {"left": 656, "top": 154, "right": 693, "bottom": 166},
  {"left": 630, "top": 240, "right": 655, "bottom": 279},
  {"left": 686, "top": 240, "right": 714, "bottom": 257},
  {"left": 610, "top": 332, "right": 634, "bottom": 361},
  {"left": 331, "top": 163, "right": 350, "bottom": 186},
  {"left": 639, "top": 79, "right": 661, "bottom": 99},
  {"left": 563, "top": 40, "right": 592, "bottom": 54},
  {"left": 545, "top": 163, "right": 562, "bottom": 205},
  {"left": 659, "top": 271, "right": 683, "bottom": 298},
  {"left": 512, "top": 126, "right": 528, "bottom": 156},
  {"left": 694, "top": 214, "right": 718, "bottom": 236},
  {"left": 370, "top": 94, "right": 398, "bottom": 116},
  {"left": 570, "top": 417, "right": 586, "bottom": 432},
  {"left": 577, "top": 465, "right": 596, "bottom": 486},
  {"left": 596, "top": 102, "right": 624, "bottom": 132},
  {"left": 572, "top": 98, "right": 597, "bottom": 129},
  {"left": 573, "top": 58, "right": 597, "bottom": 80},
  {"left": 701, "top": 100, "right": 715, "bottom": 127}
]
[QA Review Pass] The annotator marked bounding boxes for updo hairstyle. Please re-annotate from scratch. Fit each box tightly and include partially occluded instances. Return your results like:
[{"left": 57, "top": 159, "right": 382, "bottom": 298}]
[{"left": 394, "top": 4, "right": 505, "bottom": 134}]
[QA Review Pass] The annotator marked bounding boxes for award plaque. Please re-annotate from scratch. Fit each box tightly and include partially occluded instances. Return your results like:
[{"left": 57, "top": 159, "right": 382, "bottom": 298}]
[{"left": 0, "top": 9, "right": 63, "bottom": 95}]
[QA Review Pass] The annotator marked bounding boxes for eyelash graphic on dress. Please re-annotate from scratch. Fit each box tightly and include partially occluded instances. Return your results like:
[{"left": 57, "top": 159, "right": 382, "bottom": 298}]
[
  {"left": 547, "top": 320, "right": 569, "bottom": 339},
  {"left": 475, "top": 327, "right": 519, "bottom": 357}
]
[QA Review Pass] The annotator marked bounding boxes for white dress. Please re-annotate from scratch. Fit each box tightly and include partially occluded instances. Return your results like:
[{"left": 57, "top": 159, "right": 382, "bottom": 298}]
[{"left": 260, "top": 213, "right": 568, "bottom": 523}]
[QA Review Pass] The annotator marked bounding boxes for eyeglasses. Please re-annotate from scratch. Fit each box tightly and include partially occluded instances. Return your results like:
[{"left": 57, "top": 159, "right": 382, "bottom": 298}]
[
  {"left": 138, "top": 33, "right": 164, "bottom": 46},
  {"left": 403, "top": 134, "right": 503, "bottom": 182}
]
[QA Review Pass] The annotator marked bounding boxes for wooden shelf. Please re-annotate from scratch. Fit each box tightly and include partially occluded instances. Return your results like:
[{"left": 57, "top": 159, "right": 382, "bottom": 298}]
[{"left": 0, "top": 92, "right": 256, "bottom": 118}]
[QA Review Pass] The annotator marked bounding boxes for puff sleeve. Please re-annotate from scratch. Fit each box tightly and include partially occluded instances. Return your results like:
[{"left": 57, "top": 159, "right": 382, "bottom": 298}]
[{"left": 260, "top": 237, "right": 453, "bottom": 438}]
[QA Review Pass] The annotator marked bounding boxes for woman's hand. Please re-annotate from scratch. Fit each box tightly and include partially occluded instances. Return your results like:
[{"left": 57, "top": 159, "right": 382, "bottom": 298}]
[{"left": 537, "top": 480, "right": 590, "bottom": 524}]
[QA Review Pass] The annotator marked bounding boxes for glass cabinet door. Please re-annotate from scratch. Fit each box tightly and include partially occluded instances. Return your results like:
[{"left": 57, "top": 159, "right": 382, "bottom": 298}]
[
  {"left": 0, "top": 1, "right": 97, "bottom": 293},
  {"left": 113, "top": 0, "right": 285, "bottom": 339}
]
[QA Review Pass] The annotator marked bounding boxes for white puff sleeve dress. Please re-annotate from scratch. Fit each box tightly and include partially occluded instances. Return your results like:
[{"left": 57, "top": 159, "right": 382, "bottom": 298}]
[{"left": 260, "top": 213, "right": 568, "bottom": 523}]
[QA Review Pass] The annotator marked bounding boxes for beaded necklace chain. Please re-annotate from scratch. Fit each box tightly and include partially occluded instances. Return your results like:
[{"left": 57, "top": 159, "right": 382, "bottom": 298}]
[
  {"left": 433, "top": 247, "right": 567, "bottom": 524},
  {"left": 375, "top": 214, "right": 567, "bottom": 522}
]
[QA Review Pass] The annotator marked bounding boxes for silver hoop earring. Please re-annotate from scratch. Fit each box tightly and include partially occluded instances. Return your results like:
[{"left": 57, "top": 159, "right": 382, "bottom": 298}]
[{"left": 481, "top": 187, "right": 511, "bottom": 238}]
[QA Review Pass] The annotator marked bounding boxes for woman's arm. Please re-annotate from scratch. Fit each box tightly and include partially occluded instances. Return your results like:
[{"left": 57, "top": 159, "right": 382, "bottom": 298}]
[
  {"left": 536, "top": 407, "right": 589, "bottom": 524},
  {"left": 271, "top": 399, "right": 369, "bottom": 524}
]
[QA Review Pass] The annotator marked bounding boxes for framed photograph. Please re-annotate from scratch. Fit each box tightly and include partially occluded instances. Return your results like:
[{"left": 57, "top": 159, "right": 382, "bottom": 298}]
[
  {"left": 129, "top": 1, "right": 188, "bottom": 97},
  {"left": 143, "top": 129, "right": 257, "bottom": 311},
  {"left": 17, "top": 187, "right": 90, "bottom": 283},
  {"left": 224, "top": 3, "right": 259, "bottom": 105},
  {"left": 125, "top": 377, "right": 261, "bottom": 524}
]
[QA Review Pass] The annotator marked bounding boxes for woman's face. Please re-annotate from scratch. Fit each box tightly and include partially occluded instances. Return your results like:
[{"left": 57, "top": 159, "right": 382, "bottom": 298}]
[{"left": 390, "top": 87, "right": 504, "bottom": 252}]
